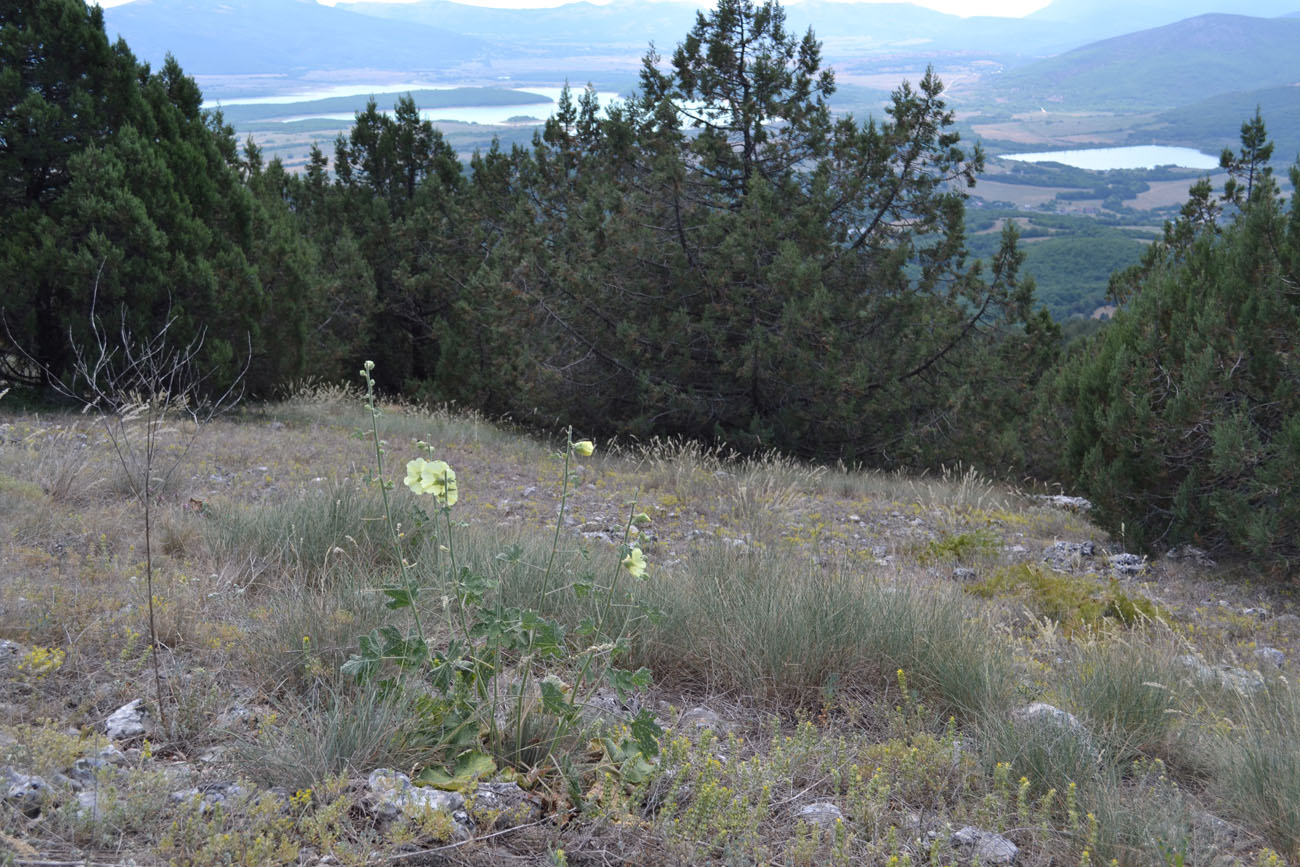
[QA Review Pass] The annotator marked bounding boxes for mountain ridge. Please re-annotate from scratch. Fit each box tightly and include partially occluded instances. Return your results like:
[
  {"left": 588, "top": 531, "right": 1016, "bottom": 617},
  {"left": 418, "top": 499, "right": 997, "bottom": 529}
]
[
  {"left": 975, "top": 13, "right": 1300, "bottom": 112},
  {"left": 101, "top": 0, "right": 492, "bottom": 74}
]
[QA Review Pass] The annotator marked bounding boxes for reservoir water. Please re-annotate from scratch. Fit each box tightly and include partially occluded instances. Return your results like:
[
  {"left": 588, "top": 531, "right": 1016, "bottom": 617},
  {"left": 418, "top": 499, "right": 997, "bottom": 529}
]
[
  {"left": 1000, "top": 145, "right": 1219, "bottom": 171},
  {"left": 205, "top": 85, "right": 625, "bottom": 126}
]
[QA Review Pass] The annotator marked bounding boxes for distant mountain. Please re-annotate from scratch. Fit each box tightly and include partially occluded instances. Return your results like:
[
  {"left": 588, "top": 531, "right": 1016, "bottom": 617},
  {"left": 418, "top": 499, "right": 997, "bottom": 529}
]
[
  {"left": 333, "top": 0, "right": 699, "bottom": 51},
  {"left": 1027, "top": 0, "right": 1299, "bottom": 30},
  {"left": 342, "top": 0, "right": 1300, "bottom": 63},
  {"left": 101, "top": 0, "right": 491, "bottom": 74},
  {"left": 99, "top": 0, "right": 1300, "bottom": 105},
  {"left": 782, "top": 2, "right": 1073, "bottom": 56},
  {"left": 976, "top": 14, "right": 1300, "bottom": 112},
  {"left": 345, "top": 0, "right": 1086, "bottom": 61}
]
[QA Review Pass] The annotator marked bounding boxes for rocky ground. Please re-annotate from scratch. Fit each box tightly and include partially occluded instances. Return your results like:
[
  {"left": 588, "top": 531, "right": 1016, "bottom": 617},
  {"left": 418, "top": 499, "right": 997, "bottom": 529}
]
[{"left": 1, "top": 393, "right": 1297, "bottom": 865}]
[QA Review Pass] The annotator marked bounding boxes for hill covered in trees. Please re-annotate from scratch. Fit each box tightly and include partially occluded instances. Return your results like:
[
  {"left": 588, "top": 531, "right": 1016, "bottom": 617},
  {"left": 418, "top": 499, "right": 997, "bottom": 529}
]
[{"left": 4, "top": 0, "right": 1299, "bottom": 563}]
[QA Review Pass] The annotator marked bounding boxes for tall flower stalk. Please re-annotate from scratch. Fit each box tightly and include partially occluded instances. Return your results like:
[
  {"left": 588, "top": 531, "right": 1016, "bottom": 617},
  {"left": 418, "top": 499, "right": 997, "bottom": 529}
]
[
  {"left": 344, "top": 365, "right": 659, "bottom": 786},
  {"left": 359, "top": 361, "right": 428, "bottom": 653}
]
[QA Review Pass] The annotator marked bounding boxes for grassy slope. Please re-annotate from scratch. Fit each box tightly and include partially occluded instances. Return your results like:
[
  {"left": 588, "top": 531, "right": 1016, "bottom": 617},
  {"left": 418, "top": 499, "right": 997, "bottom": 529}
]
[{"left": 2, "top": 393, "right": 1299, "bottom": 864}]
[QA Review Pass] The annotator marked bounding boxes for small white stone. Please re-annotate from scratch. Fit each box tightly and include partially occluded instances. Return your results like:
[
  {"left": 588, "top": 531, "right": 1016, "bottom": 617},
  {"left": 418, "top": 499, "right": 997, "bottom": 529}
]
[
  {"left": 952, "top": 826, "right": 1018, "bottom": 865},
  {"left": 105, "top": 699, "right": 151, "bottom": 740},
  {"left": 1254, "top": 647, "right": 1285, "bottom": 667},
  {"left": 797, "top": 802, "right": 844, "bottom": 828},
  {"left": 367, "top": 768, "right": 464, "bottom": 822}
]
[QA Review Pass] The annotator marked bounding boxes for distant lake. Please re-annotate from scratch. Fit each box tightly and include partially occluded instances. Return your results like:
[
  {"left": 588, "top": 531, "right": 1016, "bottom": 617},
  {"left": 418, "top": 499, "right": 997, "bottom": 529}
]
[
  {"left": 207, "top": 85, "right": 625, "bottom": 127},
  {"left": 1000, "top": 145, "right": 1219, "bottom": 171},
  {"left": 204, "top": 83, "right": 451, "bottom": 105}
]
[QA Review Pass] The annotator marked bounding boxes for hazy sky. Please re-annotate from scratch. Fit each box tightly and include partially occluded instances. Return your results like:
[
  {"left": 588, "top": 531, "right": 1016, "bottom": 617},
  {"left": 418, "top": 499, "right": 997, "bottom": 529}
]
[{"left": 96, "top": 0, "right": 1055, "bottom": 18}]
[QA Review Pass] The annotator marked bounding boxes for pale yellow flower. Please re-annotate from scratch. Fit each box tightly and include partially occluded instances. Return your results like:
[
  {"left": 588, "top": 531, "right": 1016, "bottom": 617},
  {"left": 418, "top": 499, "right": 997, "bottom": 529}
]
[
  {"left": 572, "top": 440, "right": 595, "bottom": 457},
  {"left": 621, "top": 547, "right": 647, "bottom": 578},
  {"left": 420, "top": 459, "right": 458, "bottom": 507},
  {"left": 404, "top": 458, "right": 427, "bottom": 495}
]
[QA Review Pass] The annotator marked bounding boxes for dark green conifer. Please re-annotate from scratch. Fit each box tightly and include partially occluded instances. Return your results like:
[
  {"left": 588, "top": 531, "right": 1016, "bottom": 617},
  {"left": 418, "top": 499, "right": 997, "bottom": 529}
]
[{"left": 1053, "top": 115, "right": 1300, "bottom": 562}]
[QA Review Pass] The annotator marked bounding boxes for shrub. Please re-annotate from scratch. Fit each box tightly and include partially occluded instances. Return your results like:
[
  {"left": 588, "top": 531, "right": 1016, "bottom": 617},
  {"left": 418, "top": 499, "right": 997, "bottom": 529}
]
[
  {"left": 1049, "top": 119, "right": 1300, "bottom": 561},
  {"left": 968, "top": 564, "right": 1159, "bottom": 634}
]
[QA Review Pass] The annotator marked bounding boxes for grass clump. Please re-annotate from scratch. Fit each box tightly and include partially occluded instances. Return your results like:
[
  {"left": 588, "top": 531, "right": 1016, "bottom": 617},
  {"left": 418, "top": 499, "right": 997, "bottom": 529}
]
[
  {"left": 1217, "top": 683, "right": 1300, "bottom": 856},
  {"left": 202, "top": 478, "right": 430, "bottom": 590},
  {"left": 636, "top": 544, "right": 1014, "bottom": 717},
  {"left": 228, "top": 688, "right": 430, "bottom": 794},
  {"left": 969, "top": 564, "right": 1160, "bottom": 633},
  {"left": 1059, "top": 636, "right": 1186, "bottom": 764}
]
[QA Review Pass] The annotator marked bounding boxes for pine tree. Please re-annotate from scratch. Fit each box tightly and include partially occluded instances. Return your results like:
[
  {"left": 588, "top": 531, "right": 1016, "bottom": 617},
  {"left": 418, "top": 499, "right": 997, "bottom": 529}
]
[
  {"left": 1053, "top": 115, "right": 1300, "bottom": 562},
  {"left": 1, "top": 1, "right": 322, "bottom": 395},
  {"left": 492, "top": 1, "right": 1050, "bottom": 465},
  {"left": 1221, "top": 106, "right": 1274, "bottom": 208}
]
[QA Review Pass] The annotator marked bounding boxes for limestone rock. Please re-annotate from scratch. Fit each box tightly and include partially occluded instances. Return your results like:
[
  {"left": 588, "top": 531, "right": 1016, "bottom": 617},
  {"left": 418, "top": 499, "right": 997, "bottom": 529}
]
[
  {"left": 1010, "top": 703, "right": 1097, "bottom": 763},
  {"left": 470, "top": 782, "right": 539, "bottom": 830},
  {"left": 1107, "top": 552, "right": 1146, "bottom": 577},
  {"left": 216, "top": 702, "right": 256, "bottom": 731},
  {"left": 0, "top": 640, "right": 24, "bottom": 669},
  {"left": 105, "top": 699, "right": 152, "bottom": 740},
  {"left": 1177, "top": 654, "right": 1265, "bottom": 694},
  {"left": 1042, "top": 541, "right": 1095, "bottom": 573},
  {"left": 1165, "top": 545, "right": 1215, "bottom": 567},
  {"left": 366, "top": 768, "right": 466, "bottom": 829},
  {"left": 952, "top": 826, "right": 1018, "bottom": 865},
  {"left": 2, "top": 766, "right": 51, "bottom": 813},
  {"left": 169, "top": 781, "right": 248, "bottom": 814},
  {"left": 1011, "top": 702, "right": 1087, "bottom": 736},
  {"left": 75, "top": 790, "right": 105, "bottom": 820},
  {"left": 1034, "top": 494, "right": 1092, "bottom": 512},
  {"left": 69, "top": 746, "right": 128, "bottom": 785},
  {"left": 679, "top": 706, "right": 725, "bottom": 731},
  {"left": 797, "top": 802, "right": 844, "bottom": 829},
  {"left": 1254, "top": 647, "right": 1285, "bottom": 667}
]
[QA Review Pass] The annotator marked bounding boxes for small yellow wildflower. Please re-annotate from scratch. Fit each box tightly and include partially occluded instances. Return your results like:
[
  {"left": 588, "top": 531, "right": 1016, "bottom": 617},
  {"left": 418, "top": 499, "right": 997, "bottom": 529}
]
[
  {"left": 572, "top": 440, "right": 595, "bottom": 457},
  {"left": 621, "top": 547, "right": 648, "bottom": 578},
  {"left": 17, "top": 646, "right": 65, "bottom": 678}
]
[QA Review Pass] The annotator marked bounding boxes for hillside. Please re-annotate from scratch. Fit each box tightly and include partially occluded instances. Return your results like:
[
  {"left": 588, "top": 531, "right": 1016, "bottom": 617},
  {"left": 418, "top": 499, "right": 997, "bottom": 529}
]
[
  {"left": 2, "top": 394, "right": 1299, "bottom": 863},
  {"left": 977, "top": 13, "right": 1300, "bottom": 112},
  {"left": 1130, "top": 84, "right": 1300, "bottom": 162}
]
